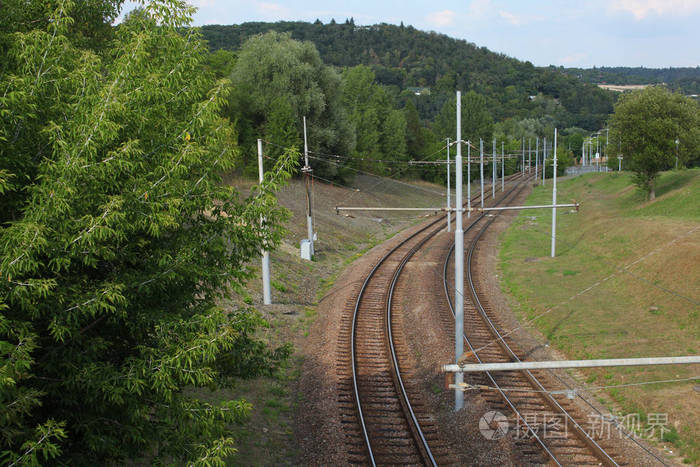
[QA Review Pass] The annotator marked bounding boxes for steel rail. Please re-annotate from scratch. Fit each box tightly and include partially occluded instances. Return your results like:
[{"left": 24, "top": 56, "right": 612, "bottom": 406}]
[
  {"left": 385, "top": 221, "right": 444, "bottom": 466},
  {"left": 442, "top": 176, "right": 563, "bottom": 465},
  {"left": 440, "top": 171, "right": 619, "bottom": 466},
  {"left": 466, "top": 209, "right": 619, "bottom": 467},
  {"left": 351, "top": 172, "right": 522, "bottom": 465}
]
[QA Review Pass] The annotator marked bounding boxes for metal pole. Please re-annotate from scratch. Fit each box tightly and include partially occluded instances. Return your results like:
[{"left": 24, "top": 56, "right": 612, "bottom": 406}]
[
  {"left": 454, "top": 91, "right": 464, "bottom": 411},
  {"left": 480, "top": 139, "right": 484, "bottom": 208},
  {"left": 443, "top": 355, "right": 700, "bottom": 373},
  {"left": 257, "top": 139, "right": 272, "bottom": 305},
  {"left": 467, "top": 143, "right": 471, "bottom": 219},
  {"left": 492, "top": 139, "right": 496, "bottom": 199},
  {"left": 528, "top": 138, "right": 531, "bottom": 173},
  {"left": 336, "top": 206, "right": 453, "bottom": 212},
  {"left": 447, "top": 138, "right": 451, "bottom": 232},
  {"left": 501, "top": 141, "right": 504, "bottom": 192},
  {"left": 543, "top": 137, "right": 546, "bottom": 186},
  {"left": 479, "top": 203, "right": 578, "bottom": 212},
  {"left": 303, "top": 116, "right": 314, "bottom": 257},
  {"left": 675, "top": 138, "right": 679, "bottom": 169},
  {"left": 551, "top": 128, "right": 558, "bottom": 258},
  {"left": 521, "top": 137, "right": 525, "bottom": 176},
  {"left": 582, "top": 142, "right": 585, "bottom": 166},
  {"left": 535, "top": 137, "right": 539, "bottom": 181}
]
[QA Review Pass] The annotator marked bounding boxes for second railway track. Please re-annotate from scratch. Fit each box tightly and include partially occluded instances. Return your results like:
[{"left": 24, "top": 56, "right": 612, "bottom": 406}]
[
  {"left": 441, "top": 175, "right": 633, "bottom": 466},
  {"left": 337, "top": 173, "right": 525, "bottom": 466}
]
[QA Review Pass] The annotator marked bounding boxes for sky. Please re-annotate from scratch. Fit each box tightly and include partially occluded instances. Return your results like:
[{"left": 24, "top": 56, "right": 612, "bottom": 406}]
[{"left": 117, "top": 0, "right": 700, "bottom": 68}]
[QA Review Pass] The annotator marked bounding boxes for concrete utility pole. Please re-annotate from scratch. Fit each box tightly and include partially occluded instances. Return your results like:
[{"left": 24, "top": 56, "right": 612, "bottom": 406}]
[
  {"left": 501, "top": 141, "right": 505, "bottom": 192},
  {"left": 543, "top": 137, "right": 547, "bottom": 186},
  {"left": 535, "top": 137, "right": 539, "bottom": 181},
  {"left": 447, "top": 138, "right": 451, "bottom": 232},
  {"left": 257, "top": 139, "right": 272, "bottom": 305},
  {"left": 480, "top": 139, "right": 484, "bottom": 208},
  {"left": 582, "top": 142, "right": 585, "bottom": 166},
  {"left": 454, "top": 91, "right": 464, "bottom": 411},
  {"left": 675, "top": 138, "right": 680, "bottom": 169},
  {"left": 492, "top": 139, "right": 496, "bottom": 199},
  {"left": 302, "top": 117, "right": 314, "bottom": 259},
  {"left": 467, "top": 143, "right": 471, "bottom": 219},
  {"left": 551, "top": 128, "right": 558, "bottom": 258}
]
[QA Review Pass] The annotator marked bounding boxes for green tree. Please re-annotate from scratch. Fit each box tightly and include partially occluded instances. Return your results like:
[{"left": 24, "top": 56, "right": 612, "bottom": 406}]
[
  {"left": 404, "top": 100, "right": 425, "bottom": 159},
  {"left": 381, "top": 109, "right": 408, "bottom": 167},
  {"left": 228, "top": 31, "right": 352, "bottom": 176},
  {"left": 0, "top": 1, "right": 293, "bottom": 464},
  {"left": 609, "top": 86, "right": 700, "bottom": 199},
  {"left": 434, "top": 91, "right": 494, "bottom": 143}
]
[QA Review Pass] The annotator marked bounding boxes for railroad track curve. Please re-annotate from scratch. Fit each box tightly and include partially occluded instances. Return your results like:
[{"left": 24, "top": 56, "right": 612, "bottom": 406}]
[
  {"left": 337, "top": 172, "right": 526, "bottom": 466},
  {"left": 442, "top": 179, "right": 628, "bottom": 466}
]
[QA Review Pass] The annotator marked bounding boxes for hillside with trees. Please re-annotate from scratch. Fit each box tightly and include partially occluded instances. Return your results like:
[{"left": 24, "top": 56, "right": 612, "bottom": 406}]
[
  {"left": 564, "top": 66, "right": 700, "bottom": 95},
  {"left": 201, "top": 21, "right": 616, "bottom": 130}
]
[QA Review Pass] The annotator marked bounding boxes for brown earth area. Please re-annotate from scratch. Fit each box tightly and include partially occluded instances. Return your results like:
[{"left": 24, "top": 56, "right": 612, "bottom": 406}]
[
  {"left": 224, "top": 173, "right": 675, "bottom": 465},
  {"left": 295, "top": 177, "right": 672, "bottom": 466}
]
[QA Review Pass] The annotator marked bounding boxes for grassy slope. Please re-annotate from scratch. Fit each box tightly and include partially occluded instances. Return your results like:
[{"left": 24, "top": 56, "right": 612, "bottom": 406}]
[
  {"left": 498, "top": 169, "right": 700, "bottom": 464},
  {"left": 216, "top": 173, "right": 458, "bottom": 465}
]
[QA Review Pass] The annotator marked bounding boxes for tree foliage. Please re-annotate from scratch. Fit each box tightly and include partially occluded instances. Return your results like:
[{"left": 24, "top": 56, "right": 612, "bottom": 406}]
[
  {"left": 608, "top": 86, "right": 700, "bottom": 199},
  {"left": 433, "top": 91, "right": 494, "bottom": 143},
  {"left": 340, "top": 65, "right": 408, "bottom": 173},
  {"left": 0, "top": 1, "right": 293, "bottom": 464},
  {"left": 201, "top": 21, "right": 615, "bottom": 130},
  {"left": 228, "top": 31, "right": 353, "bottom": 179}
]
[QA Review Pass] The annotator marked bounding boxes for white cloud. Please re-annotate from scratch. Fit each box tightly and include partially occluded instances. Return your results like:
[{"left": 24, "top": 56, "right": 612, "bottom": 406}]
[
  {"left": 256, "top": 2, "right": 291, "bottom": 19},
  {"left": 469, "top": 0, "right": 491, "bottom": 16},
  {"left": 498, "top": 10, "right": 543, "bottom": 26},
  {"left": 190, "top": 0, "right": 217, "bottom": 7},
  {"left": 498, "top": 10, "right": 522, "bottom": 25},
  {"left": 426, "top": 10, "right": 457, "bottom": 27},
  {"left": 608, "top": 0, "right": 700, "bottom": 19},
  {"left": 561, "top": 52, "right": 588, "bottom": 65}
]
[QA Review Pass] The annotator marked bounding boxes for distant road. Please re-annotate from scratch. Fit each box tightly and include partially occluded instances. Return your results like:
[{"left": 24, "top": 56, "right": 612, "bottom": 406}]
[{"left": 597, "top": 83, "right": 652, "bottom": 92}]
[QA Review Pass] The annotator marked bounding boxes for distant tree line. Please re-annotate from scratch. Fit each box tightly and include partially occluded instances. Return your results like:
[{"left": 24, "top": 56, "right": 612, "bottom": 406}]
[
  {"left": 564, "top": 66, "right": 700, "bottom": 95},
  {"left": 214, "top": 28, "right": 599, "bottom": 183},
  {"left": 200, "top": 21, "right": 616, "bottom": 130}
]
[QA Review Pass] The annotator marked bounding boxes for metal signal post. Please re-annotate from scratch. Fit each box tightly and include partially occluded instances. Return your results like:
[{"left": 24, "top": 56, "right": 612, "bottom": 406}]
[{"left": 454, "top": 91, "right": 465, "bottom": 411}]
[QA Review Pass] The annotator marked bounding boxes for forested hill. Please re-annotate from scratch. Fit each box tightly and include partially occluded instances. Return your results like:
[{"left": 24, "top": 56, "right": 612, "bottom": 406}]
[
  {"left": 563, "top": 67, "right": 700, "bottom": 94},
  {"left": 200, "top": 20, "right": 614, "bottom": 130}
]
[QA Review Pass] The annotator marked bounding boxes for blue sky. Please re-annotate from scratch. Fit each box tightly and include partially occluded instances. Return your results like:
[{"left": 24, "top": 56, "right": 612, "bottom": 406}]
[{"left": 118, "top": 0, "right": 700, "bottom": 68}]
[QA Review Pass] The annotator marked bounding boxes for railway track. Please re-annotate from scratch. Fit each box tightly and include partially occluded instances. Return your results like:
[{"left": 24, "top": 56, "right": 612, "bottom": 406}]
[
  {"left": 441, "top": 179, "right": 629, "bottom": 466},
  {"left": 337, "top": 173, "right": 524, "bottom": 466}
]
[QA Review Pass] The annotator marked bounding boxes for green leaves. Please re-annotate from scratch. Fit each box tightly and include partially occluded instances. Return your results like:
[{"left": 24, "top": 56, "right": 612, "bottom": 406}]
[
  {"left": 609, "top": 87, "right": 700, "bottom": 198},
  {"left": 1, "top": 1, "right": 292, "bottom": 464}
]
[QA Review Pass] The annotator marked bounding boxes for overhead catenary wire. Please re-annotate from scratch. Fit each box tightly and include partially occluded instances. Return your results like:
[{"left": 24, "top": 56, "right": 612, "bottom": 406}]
[
  {"left": 457, "top": 375, "right": 700, "bottom": 396},
  {"left": 513, "top": 219, "right": 700, "bottom": 307},
  {"left": 462, "top": 223, "right": 700, "bottom": 358}
]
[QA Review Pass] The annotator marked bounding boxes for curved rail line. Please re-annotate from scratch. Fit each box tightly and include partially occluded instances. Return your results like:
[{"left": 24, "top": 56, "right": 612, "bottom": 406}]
[
  {"left": 346, "top": 173, "right": 524, "bottom": 466},
  {"left": 442, "top": 178, "right": 624, "bottom": 466}
]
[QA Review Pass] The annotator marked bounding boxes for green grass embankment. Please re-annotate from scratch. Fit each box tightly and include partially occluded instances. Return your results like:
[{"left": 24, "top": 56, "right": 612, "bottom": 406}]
[{"left": 499, "top": 169, "right": 700, "bottom": 465}]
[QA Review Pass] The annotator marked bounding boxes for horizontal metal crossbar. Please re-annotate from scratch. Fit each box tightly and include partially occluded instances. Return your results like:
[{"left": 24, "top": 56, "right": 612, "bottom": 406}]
[
  {"left": 479, "top": 203, "right": 579, "bottom": 212},
  {"left": 442, "top": 356, "right": 700, "bottom": 372},
  {"left": 335, "top": 203, "right": 579, "bottom": 213},
  {"left": 335, "top": 207, "right": 450, "bottom": 212}
]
